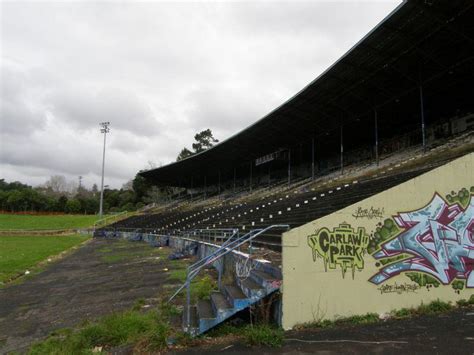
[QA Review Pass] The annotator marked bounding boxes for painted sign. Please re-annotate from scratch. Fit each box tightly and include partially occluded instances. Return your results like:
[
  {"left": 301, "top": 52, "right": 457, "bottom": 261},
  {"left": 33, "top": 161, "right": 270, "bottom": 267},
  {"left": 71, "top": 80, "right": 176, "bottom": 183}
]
[{"left": 307, "top": 223, "right": 370, "bottom": 278}]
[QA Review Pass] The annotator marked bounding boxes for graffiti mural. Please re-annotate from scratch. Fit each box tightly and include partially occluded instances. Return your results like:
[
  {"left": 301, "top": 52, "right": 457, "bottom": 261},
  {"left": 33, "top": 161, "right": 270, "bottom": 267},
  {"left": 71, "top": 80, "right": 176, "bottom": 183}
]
[
  {"left": 370, "top": 191, "right": 474, "bottom": 287},
  {"left": 308, "top": 223, "right": 370, "bottom": 279}
]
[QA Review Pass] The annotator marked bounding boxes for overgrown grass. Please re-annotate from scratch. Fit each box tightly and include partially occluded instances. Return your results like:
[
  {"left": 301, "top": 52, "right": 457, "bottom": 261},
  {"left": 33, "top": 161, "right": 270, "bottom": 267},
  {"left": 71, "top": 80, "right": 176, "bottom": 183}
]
[
  {"left": 208, "top": 323, "right": 283, "bottom": 347},
  {"left": 300, "top": 299, "right": 468, "bottom": 330},
  {"left": 99, "top": 244, "right": 167, "bottom": 264},
  {"left": 29, "top": 310, "right": 171, "bottom": 354},
  {"left": 0, "top": 234, "right": 90, "bottom": 283},
  {"left": 242, "top": 324, "right": 284, "bottom": 347},
  {"left": 0, "top": 214, "right": 101, "bottom": 230},
  {"left": 392, "top": 299, "right": 457, "bottom": 318}
]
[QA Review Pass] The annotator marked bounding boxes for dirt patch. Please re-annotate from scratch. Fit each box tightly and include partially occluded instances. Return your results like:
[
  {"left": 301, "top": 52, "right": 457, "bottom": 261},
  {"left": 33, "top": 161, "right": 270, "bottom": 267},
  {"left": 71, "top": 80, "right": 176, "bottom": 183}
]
[
  {"left": 0, "top": 238, "right": 182, "bottom": 353},
  {"left": 177, "top": 307, "right": 474, "bottom": 354}
]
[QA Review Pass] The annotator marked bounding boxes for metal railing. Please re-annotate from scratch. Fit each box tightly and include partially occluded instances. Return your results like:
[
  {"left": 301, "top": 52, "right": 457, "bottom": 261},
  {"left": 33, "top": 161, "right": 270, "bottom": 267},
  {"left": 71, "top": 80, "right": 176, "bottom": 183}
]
[
  {"left": 169, "top": 224, "right": 289, "bottom": 332},
  {"left": 181, "top": 228, "right": 238, "bottom": 244},
  {"left": 93, "top": 211, "right": 130, "bottom": 230}
]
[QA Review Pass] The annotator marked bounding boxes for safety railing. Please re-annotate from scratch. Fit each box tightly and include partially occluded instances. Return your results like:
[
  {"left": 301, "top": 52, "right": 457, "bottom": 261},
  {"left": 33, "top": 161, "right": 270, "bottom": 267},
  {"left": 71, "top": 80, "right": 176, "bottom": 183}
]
[
  {"left": 169, "top": 224, "right": 289, "bottom": 332},
  {"left": 93, "top": 211, "right": 130, "bottom": 230},
  {"left": 181, "top": 228, "right": 238, "bottom": 244}
]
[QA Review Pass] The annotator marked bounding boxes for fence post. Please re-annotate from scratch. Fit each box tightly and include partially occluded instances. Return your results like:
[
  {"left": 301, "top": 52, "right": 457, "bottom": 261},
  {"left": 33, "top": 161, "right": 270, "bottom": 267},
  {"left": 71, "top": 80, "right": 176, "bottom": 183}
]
[{"left": 186, "top": 277, "right": 191, "bottom": 330}]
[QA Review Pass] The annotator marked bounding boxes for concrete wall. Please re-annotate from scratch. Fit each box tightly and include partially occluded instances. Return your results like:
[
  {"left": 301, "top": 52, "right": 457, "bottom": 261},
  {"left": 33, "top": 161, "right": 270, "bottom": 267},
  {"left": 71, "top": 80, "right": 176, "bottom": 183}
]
[{"left": 281, "top": 153, "right": 474, "bottom": 329}]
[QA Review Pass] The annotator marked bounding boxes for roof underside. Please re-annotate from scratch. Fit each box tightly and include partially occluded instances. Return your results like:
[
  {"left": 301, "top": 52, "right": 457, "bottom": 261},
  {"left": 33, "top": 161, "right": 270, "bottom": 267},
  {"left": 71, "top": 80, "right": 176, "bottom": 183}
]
[{"left": 141, "top": 0, "right": 474, "bottom": 186}]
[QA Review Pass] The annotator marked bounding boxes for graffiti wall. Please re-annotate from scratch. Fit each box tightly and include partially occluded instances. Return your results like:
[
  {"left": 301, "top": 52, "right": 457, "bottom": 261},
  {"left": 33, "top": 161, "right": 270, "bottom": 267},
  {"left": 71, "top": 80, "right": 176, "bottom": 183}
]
[{"left": 281, "top": 152, "right": 474, "bottom": 330}]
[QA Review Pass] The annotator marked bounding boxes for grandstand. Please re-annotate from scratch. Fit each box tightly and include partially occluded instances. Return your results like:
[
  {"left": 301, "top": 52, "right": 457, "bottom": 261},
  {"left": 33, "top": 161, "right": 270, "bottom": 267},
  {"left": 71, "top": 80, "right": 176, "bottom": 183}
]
[{"left": 98, "top": 0, "right": 474, "bottom": 335}]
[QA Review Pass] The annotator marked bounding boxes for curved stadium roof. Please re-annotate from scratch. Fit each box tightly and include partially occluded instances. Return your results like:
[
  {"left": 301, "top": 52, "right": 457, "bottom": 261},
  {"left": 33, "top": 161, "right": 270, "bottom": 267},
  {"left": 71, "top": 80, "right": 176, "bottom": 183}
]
[{"left": 141, "top": 0, "right": 474, "bottom": 187}]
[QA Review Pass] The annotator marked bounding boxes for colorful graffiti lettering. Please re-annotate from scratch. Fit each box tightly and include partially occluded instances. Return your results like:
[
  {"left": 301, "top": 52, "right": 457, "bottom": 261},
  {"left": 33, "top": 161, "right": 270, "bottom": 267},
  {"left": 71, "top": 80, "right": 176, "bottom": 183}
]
[
  {"left": 308, "top": 223, "right": 369, "bottom": 278},
  {"left": 370, "top": 193, "right": 474, "bottom": 287}
]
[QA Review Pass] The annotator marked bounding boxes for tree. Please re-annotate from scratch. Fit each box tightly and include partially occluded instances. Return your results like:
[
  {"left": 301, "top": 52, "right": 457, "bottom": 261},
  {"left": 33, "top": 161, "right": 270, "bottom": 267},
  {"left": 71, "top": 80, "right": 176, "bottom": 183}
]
[
  {"left": 192, "top": 129, "right": 218, "bottom": 153},
  {"left": 176, "top": 129, "right": 219, "bottom": 161},
  {"left": 176, "top": 147, "right": 193, "bottom": 161},
  {"left": 65, "top": 199, "right": 81, "bottom": 214},
  {"left": 44, "top": 175, "right": 67, "bottom": 194},
  {"left": 132, "top": 173, "right": 151, "bottom": 202}
]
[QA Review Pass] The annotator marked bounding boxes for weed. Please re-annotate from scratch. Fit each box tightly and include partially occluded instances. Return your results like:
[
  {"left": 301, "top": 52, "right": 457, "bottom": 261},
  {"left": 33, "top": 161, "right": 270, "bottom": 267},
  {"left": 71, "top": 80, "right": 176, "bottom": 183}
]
[
  {"left": 417, "top": 299, "right": 452, "bottom": 314},
  {"left": 207, "top": 323, "right": 241, "bottom": 337},
  {"left": 29, "top": 310, "right": 171, "bottom": 354},
  {"left": 191, "top": 275, "right": 217, "bottom": 301},
  {"left": 132, "top": 298, "right": 146, "bottom": 311},
  {"left": 392, "top": 307, "right": 412, "bottom": 318},
  {"left": 469, "top": 295, "right": 474, "bottom": 305},
  {"left": 457, "top": 299, "right": 470, "bottom": 307},
  {"left": 243, "top": 324, "right": 283, "bottom": 348},
  {"left": 168, "top": 269, "right": 187, "bottom": 283}
]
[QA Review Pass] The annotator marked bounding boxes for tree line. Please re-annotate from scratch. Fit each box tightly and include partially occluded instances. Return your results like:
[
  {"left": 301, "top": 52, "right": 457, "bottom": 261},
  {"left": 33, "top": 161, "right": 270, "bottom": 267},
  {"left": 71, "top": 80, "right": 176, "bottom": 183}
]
[
  {"left": 1, "top": 129, "right": 219, "bottom": 215},
  {"left": 0, "top": 175, "right": 165, "bottom": 215}
]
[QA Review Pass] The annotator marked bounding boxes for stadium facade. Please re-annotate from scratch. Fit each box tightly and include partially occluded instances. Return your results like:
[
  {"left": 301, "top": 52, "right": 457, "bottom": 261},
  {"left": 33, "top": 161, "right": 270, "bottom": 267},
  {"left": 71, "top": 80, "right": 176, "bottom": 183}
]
[{"left": 101, "top": 0, "right": 474, "bottom": 335}]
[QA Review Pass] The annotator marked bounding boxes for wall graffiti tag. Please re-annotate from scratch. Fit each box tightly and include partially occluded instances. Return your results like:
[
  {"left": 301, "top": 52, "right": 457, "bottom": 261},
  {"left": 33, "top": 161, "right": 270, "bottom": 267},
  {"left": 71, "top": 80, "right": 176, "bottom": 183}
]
[
  {"left": 377, "top": 282, "right": 420, "bottom": 295},
  {"left": 307, "top": 223, "right": 370, "bottom": 279},
  {"left": 235, "top": 257, "right": 256, "bottom": 280},
  {"left": 370, "top": 192, "right": 474, "bottom": 288},
  {"left": 352, "top": 206, "right": 385, "bottom": 220}
]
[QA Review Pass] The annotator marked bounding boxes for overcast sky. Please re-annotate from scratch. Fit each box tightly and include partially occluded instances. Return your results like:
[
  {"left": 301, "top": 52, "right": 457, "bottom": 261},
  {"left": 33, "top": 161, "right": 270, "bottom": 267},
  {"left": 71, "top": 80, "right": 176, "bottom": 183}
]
[{"left": 1, "top": 0, "right": 401, "bottom": 189}]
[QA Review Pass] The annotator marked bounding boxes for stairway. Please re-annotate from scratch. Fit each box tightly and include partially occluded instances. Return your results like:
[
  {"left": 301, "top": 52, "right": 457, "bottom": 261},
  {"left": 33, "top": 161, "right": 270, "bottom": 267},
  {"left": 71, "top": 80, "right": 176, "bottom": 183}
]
[{"left": 184, "top": 263, "right": 282, "bottom": 335}]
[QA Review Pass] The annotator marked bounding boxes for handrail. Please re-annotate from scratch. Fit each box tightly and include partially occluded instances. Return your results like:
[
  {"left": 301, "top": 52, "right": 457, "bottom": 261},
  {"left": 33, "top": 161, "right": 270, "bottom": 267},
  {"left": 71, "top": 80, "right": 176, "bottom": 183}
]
[
  {"left": 169, "top": 224, "right": 290, "bottom": 332},
  {"left": 168, "top": 228, "right": 239, "bottom": 302},
  {"left": 93, "top": 211, "right": 129, "bottom": 229}
]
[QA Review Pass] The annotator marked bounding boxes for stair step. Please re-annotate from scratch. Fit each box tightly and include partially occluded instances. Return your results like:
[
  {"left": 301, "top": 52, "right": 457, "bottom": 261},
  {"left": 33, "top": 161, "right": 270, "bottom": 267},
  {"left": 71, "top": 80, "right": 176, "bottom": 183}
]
[
  {"left": 210, "top": 291, "right": 233, "bottom": 314},
  {"left": 250, "top": 270, "right": 282, "bottom": 290},
  {"left": 238, "top": 277, "right": 265, "bottom": 299},
  {"left": 197, "top": 300, "right": 215, "bottom": 320},
  {"left": 224, "top": 284, "right": 251, "bottom": 309},
  {"left": 196, "top": 300, "right": 217, "bottom": 334}
]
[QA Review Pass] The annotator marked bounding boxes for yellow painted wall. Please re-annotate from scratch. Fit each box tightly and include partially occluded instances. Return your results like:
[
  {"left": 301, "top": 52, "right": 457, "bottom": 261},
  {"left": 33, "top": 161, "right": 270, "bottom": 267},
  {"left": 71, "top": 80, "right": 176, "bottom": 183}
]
[{"left": 282, "top": 153, "right": 474, "bottom": 330}]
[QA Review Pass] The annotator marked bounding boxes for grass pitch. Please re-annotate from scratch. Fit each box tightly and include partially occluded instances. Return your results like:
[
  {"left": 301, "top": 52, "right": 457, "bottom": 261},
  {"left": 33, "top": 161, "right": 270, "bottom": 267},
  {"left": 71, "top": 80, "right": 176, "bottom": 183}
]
[
  {"left": 0, "top": 214, "right": 100, "bottom": 230},
  {"left": 0, "top": 234, "right": 90, "bottom": 283}
]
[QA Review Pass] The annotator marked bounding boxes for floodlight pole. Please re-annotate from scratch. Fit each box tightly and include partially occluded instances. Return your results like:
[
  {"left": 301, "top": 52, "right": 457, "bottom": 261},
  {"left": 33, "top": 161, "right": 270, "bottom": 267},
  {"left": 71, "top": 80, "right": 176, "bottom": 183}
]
[{"left": 99, "top": 122, "right": 110, "bottom": 219}]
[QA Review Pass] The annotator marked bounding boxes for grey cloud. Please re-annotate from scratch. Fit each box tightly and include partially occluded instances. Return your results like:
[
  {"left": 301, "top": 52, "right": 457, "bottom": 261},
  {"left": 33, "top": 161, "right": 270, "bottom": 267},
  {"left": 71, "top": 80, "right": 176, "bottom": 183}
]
[
  {"left": 1, "top": 1, "right": 401, "bottom": 188},
  {"left": 48, "top": 87, "right": 162, "bottom": 136}
]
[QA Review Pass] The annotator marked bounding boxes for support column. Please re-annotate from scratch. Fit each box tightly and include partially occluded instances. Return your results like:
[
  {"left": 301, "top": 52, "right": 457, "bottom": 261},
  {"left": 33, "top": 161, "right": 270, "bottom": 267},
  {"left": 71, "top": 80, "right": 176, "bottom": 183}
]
[
  {"left": 340, "top": 125, "right": 344, "bottom": 175},
  {"left": 288, "top": 148, "right": 291, "bottom": 186},
  {"left": 233, "top": 167, "right": 236, "bottom": 193},
  {"left": 249, "top": 162, "right": 253, "bottom": 192},
  {"left": 374, "top": 108, "right": 379, "bottom": 166},
  {"left": 419, "top": 84, "right": 426, "bottom": 152},
  {"left": 311, "top": 137, "right": 315, "bottom": 180}
]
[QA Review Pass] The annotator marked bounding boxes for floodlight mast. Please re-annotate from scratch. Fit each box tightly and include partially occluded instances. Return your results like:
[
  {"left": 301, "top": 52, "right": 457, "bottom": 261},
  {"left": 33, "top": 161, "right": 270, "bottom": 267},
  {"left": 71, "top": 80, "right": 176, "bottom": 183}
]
[{"left": 99, "top": 122, "right": 110, "bottom": 219}]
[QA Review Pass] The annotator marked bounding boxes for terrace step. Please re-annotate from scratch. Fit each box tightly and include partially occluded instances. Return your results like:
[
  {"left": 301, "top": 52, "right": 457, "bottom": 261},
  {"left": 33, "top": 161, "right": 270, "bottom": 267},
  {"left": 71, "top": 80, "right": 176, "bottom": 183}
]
[
  {"left": 224, "top": 284, "right": 250, "bottom": 308},
  {"left": 238, "top": 277, "right": 265, "bottom": 299}
]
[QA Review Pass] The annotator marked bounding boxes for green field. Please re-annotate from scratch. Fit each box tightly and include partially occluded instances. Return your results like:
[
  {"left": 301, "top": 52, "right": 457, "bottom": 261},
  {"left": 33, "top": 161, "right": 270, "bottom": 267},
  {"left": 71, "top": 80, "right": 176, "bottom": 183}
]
[
  {"left": 0, "top": 235, "right": 90, "bottom": 283},
  {"left": 0, "top": 214, "right": 100, "bottom": 230}
]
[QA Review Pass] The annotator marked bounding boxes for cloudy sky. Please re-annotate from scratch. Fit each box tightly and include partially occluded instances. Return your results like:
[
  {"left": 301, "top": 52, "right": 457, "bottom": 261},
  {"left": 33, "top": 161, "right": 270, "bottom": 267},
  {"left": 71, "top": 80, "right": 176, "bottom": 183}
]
[{"left": 1, "top": 0, "right": 400, "bottom": 189}]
